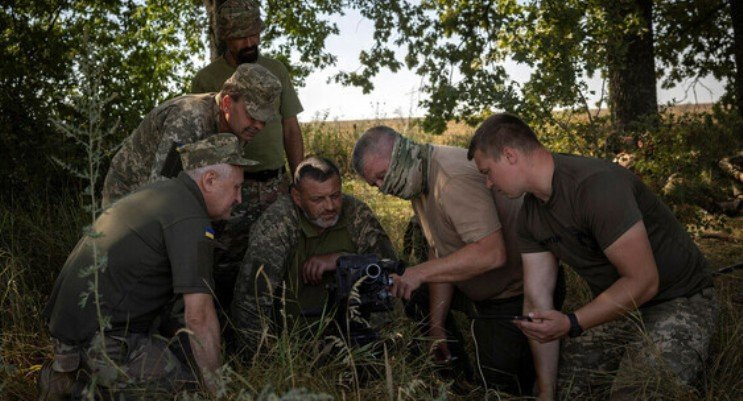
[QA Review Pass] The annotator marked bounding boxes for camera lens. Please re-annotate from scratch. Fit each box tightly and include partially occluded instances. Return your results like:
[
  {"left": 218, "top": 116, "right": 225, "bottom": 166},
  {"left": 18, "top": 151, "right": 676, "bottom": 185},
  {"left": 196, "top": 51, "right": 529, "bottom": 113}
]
[{"left": 365, "top": 263, "right": 381, "bottom": 278}]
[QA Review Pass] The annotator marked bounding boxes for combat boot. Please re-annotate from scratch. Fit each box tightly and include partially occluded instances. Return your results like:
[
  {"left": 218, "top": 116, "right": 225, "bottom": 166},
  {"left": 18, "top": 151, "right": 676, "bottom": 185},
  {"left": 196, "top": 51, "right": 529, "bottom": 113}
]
[{"left": 37, "top": 360, "right": 78, "bottom": 401}]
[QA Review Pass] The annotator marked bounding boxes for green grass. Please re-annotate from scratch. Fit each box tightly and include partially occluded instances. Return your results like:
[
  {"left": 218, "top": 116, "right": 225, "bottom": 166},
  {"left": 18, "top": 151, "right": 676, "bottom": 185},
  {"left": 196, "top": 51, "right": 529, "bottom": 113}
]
[{"left": 1, "top": 113, "right": 742, "bottom": 400}]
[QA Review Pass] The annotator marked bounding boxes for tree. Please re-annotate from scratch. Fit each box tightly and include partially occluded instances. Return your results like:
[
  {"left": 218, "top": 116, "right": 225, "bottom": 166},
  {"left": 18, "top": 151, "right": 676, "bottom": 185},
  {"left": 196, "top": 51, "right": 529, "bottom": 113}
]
[
  {"left": 334, "top": 0, "right": 736, "bottom": 134},
  {"left": 0, "top": 0, "right": 204, "bottom": 194}
]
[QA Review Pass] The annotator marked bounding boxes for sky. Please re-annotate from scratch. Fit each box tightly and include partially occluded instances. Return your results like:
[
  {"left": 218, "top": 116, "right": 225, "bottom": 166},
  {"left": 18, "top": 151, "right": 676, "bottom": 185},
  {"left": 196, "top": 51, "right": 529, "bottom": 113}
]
[{"left": 270, "top": 10, "right": 726, "bottom": 123}]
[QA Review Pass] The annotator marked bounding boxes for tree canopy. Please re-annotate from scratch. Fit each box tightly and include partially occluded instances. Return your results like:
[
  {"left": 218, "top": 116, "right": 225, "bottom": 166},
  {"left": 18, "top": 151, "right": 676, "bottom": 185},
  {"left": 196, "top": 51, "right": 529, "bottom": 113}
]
[{"left": 1, "top": 0, "right": 738, "bottom": 193}]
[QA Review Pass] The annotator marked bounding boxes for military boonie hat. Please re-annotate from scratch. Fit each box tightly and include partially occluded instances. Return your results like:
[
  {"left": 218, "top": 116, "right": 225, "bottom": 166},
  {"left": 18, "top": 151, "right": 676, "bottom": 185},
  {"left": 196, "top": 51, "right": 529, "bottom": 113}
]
[
  {"left": 217, "top": 0, "right": 263, "bottom": 40},
  {"left": 221, "top": 63, "right": 282, "bottom": 123},
  {"left": 178, "top": 133, "right": 259, "bottom": 170}
]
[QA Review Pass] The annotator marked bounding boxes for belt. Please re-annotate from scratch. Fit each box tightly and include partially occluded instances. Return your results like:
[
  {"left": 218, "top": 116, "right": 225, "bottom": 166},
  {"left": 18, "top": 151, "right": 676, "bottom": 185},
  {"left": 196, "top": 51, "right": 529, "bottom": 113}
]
[{"left": 243, "top": 166, "right": 285, "bottom": 182}]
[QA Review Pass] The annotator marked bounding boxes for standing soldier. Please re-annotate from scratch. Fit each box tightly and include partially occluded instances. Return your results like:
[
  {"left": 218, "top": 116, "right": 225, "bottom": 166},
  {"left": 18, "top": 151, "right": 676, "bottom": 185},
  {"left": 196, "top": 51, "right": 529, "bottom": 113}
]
[{"left": 191, "top": 0, "right": 305, "bottom": 301}]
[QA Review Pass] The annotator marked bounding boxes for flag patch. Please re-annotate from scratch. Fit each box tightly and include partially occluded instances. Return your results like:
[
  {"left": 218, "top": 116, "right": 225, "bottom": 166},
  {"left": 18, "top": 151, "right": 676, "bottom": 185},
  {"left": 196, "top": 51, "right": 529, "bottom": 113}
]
[{"left": 204, "top": 227, "right": 215, "bottom": 239}]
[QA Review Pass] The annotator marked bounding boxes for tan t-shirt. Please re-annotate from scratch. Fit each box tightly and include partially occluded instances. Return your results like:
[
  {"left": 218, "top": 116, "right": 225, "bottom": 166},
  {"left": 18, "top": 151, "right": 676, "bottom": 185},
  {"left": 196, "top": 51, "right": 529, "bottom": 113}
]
[{"left": 412, "top": 145, "right": 524, "bottom": 301}]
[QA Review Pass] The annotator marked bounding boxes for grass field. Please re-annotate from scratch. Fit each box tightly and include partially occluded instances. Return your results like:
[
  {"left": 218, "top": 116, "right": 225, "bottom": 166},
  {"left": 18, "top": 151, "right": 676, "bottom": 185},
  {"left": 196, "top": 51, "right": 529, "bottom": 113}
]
[{"left": 1, "top": 114, "right": 741, "bottom": 400}]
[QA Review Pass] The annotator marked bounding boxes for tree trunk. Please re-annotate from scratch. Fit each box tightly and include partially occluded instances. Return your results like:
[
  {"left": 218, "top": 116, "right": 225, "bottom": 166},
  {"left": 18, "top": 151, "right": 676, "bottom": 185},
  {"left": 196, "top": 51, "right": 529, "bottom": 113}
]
[
  {"left": 732, "top": 0, "right": 743, "bottom": 118},
  {"left": 203, "top": 0, "right": 227, "bottom": 61},
  {"left": 604, "top": 0, "right": 659, "bottom": 132}
]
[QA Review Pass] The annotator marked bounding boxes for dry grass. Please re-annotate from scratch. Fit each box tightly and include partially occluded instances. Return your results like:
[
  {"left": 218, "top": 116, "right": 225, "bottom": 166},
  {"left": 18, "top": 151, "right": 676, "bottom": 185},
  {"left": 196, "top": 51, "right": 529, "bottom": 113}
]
[{"left": 1, "top": 111, "right": 741, "bottom": 400}]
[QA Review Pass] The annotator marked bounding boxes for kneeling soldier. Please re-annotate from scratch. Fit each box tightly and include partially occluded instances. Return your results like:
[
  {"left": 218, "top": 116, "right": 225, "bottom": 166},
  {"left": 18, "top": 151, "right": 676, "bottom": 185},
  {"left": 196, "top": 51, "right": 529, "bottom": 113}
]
[
  {"left": 40, "top": 134, "right": 252, "bottom": 399},
  {"left": 231, "top": 157, "right": 396, "bottom": 355}
]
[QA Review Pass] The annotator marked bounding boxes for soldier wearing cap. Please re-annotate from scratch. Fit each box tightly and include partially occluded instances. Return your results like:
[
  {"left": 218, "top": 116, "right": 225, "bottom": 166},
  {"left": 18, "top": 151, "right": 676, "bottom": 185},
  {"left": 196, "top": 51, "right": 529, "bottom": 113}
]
[
  {"left": 40, "top": 134, "right": 251, "bottom": 399},
  {"left": 191, "top": 0, "right": 304, "bottom": 258},
  {"left": 101, "top": 62, "right": 281, "bottom": 206}
]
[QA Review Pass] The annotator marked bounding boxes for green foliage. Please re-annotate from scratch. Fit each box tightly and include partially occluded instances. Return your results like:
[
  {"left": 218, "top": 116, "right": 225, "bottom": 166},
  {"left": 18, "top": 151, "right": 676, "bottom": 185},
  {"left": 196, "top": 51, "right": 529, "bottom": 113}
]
[
  {"left": 336, "top": 0, "right": 736, "bottom": 133},
  {"left": 261, "top": 0, "right": 344, "bottom": 86},
  {"left": 0, "top": 0, "right": 204, "bottom": 195}
]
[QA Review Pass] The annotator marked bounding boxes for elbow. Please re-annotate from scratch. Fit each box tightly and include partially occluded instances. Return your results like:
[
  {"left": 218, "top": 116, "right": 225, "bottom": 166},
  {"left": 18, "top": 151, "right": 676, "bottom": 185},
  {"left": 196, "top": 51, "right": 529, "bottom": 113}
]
[
  {"left": 485, "top": 250, "right": 507, "bottom": 271},
  {"left": 642, "top": 273, "right": 660, "bottom": 304}
]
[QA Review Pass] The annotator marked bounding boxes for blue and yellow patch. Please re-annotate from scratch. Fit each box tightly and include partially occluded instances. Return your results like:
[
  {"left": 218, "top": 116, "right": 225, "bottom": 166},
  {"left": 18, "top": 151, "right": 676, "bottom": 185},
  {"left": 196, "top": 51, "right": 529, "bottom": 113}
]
[{"left": 204, "top": 227, "right": 215, "bottom": 240}]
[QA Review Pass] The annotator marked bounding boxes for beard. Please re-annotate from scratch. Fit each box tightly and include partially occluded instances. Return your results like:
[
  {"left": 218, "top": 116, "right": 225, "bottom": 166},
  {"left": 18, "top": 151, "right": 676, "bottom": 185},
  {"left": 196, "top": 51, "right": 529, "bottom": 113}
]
[
  {"left": 235, "top": 45, "right": 259, "bottom": 64},
  {"left": 302, "top": 208, "right": 340, "bottom": 229}
]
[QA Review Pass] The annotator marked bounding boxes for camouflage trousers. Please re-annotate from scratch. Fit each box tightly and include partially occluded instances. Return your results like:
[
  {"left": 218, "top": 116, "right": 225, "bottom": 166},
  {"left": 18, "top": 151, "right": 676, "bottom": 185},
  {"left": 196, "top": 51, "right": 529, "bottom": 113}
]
[
  {"left": 558, "top": 287, "right": 719, "bottom": 400},
  {"left": 47, "top": 332, "right": 196, "bottom": 400}
]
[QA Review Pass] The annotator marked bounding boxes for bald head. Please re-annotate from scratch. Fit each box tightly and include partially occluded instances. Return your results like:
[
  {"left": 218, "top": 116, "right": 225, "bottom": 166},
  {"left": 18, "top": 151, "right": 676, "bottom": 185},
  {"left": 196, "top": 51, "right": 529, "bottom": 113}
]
[{"left": 352, "top": 125, "right": 398, "bottom": 178}]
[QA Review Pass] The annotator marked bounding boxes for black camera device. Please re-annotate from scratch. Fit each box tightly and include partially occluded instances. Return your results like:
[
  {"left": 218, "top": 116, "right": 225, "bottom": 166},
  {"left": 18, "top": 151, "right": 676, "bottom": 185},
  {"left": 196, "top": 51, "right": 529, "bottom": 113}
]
[{"left": 325, "top": 254, "right": 405, "bottom": 346}]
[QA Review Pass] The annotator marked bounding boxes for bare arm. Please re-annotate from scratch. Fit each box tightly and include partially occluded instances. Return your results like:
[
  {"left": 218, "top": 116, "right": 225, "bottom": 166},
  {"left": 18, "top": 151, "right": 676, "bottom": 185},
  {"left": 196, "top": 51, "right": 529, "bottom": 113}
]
[
  {"left": 520, "top": 252, "right": 560, "bottom": 401},
  {"left": 184, "top": 292, "right": 220, "bottom": 394},
  {"left": 391, "top": 230, "right": 506, "bottom": 299},
  {"left": 573, "top": 220, "right": 659, "bottom": 329},
  {"left": 282, "top": 116, "right": 303, "bottom": 175},
  {"left": 517, "top": 221, "right": 660, "bottom": 343},
  {"left": 429, "top": 281, "right": 455, "bottom": 360}
]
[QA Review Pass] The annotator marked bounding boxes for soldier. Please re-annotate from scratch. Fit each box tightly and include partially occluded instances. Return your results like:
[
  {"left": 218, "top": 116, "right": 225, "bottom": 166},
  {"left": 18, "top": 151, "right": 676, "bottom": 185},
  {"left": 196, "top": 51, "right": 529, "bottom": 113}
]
[
  {"left": 191, "top": 0, "right": 305, "bottom": 298},
  {"left": 231, "top": 157, "right": 396, "bottom": 355},
  {"left": 352, "top": 126, "right": 551, "bottom": 395},
  {"left": 39, "top": 134, "right": 253, "bottom": 399},
  {"left": 467, "top": 113, "right": 718, "bottom": 400},
  {"left": 101, "top": 62, "right": 281, "bottom": 206}
]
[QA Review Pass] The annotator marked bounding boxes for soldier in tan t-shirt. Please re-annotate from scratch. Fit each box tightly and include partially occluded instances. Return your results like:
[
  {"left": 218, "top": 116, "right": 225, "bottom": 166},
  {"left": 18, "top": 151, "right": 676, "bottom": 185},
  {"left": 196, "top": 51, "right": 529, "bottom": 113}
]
[{"left": 352, "top": 126, "right": 557, "bottom": 395}]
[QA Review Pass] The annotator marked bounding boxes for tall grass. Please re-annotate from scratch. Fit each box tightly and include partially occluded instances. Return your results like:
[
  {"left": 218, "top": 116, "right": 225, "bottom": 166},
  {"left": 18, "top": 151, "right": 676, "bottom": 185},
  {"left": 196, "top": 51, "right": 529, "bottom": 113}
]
[{"left": 1, "top": 109, "right": 741, "bottom": 400}]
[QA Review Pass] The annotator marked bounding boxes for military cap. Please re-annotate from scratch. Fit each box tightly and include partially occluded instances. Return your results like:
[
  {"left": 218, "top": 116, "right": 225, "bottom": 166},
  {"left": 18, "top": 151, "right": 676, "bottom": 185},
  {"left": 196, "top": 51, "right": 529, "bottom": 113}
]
[
  {"left": 178, "top": 133, "right": 259, "bottom": 170},
  {"left": 217, "top": 0, "right": 263, "bottom": 40},
  {"left": 221, "top": 63, "right": 282, "bottom": 122}
]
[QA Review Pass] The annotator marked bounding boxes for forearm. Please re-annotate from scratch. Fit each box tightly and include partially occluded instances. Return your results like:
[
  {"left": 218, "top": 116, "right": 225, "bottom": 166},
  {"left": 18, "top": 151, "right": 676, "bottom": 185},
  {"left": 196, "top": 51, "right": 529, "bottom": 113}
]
[
  {"left": 415, "top": 243, "right": 501, "bottom": 283},
  {"left": 282, "top": 117, "right": 303, "bottom": 174},
  {"left": 574, "top": 275, "right": 657, "bottom": 331},
  {"left": 428, "top": 282, "right": 454, "bottom": 338},
  {"left": 186, "top": 302, "right": 221, "bottom": 387}
]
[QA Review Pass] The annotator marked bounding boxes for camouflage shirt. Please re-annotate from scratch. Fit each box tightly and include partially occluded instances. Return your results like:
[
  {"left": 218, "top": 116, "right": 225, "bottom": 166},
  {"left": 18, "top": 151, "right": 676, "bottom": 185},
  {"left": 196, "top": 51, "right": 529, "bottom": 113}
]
[
  {"left": 231, "top": 194, "right": 396, "bottom": 353},
  {"left": 101, "top": 94, "right": 221, "bottom": 206}
]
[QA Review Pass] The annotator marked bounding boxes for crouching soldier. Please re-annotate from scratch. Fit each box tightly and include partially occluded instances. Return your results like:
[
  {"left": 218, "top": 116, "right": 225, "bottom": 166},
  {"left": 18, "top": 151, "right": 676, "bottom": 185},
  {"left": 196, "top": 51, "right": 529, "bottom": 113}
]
[
  {"left": 231, "top": 157, "right": 397, "bottom": 356},
  {"left": 39, "top": 134, "right": 253, "bottom": 399}
]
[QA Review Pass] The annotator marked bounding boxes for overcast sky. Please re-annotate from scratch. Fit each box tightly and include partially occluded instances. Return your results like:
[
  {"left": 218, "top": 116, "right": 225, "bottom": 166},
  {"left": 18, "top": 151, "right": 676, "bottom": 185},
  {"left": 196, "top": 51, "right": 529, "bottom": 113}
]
[{"left": 264, "top": 10, "right": 726, "bottom": 122}]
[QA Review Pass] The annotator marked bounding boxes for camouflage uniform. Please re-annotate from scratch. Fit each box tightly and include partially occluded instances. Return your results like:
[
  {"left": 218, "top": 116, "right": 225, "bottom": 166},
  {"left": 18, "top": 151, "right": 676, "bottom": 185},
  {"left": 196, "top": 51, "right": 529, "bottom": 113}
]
[
  {"left": 101, "top": 63, "right": 281, "bottom": 206},
  {"left": 231, "top": 194, "right": 396, "bottom": 354},
  {"left": 191, "top": 0, "right": 304, "bottom": 296},
  {"left": 40, "top": 134, "right": 253, "bottom": 400},
  {"left": 558, "top": 287, "right": 718, "bottom": 400}
]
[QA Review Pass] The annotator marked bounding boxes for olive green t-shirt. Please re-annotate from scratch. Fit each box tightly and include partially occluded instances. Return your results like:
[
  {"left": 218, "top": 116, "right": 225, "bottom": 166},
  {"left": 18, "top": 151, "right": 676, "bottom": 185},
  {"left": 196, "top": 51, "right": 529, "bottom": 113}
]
[
  {"left": 44, "top": 173, "right": 216, "bottom": 344},
  {"left": 517, "top": 153, "right": 712, "bottom": 304},
  {"left": 285, "top": 209, "right": 357, "bottom": 317},
  {"left": 191, "top": 55, "right": 303, "bottom": 172}
]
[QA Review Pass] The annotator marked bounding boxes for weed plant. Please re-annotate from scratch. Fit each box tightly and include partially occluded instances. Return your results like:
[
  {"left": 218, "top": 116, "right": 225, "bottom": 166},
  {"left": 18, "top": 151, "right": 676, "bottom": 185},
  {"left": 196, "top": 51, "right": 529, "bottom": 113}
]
[{"left": 1, "top": 107, "right": 741, "bottom": 400}]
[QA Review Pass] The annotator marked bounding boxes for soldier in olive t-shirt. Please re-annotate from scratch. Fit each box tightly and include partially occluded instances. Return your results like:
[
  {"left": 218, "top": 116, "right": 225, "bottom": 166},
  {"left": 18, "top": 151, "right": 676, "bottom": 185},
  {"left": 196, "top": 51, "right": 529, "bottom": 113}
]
[
  {"left": 39, "top": 134, "right": 251, "bottom": 399},
  {"left": 468, "top": 113, "right": 718, "bottom": 400}
]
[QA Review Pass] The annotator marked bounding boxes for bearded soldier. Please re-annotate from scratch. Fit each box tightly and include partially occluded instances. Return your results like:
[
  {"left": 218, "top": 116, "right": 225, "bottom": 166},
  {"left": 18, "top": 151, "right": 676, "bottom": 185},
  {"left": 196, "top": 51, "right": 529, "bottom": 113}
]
[{"left": 231, "top": 157, "right": 396, "bottom": 355}]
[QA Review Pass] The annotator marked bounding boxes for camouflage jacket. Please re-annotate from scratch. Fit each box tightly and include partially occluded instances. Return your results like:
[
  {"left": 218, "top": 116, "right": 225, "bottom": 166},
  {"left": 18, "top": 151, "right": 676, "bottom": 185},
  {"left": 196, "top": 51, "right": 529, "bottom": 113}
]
[
  {"left": 231, "top": 194, "right": 396, "bottom": 353},
  {"left": 101, "top": 94, "right": 221, "bottom": 206}
]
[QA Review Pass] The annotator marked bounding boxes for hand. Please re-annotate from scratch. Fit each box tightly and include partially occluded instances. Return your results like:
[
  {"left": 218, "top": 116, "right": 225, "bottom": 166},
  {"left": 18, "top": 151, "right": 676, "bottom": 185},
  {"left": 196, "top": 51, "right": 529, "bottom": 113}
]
[
  {"left": 302, "top": 253, "right": 340, "bottom": 285},
  {"left": 390, "top": 268, "right": 424, "bottom": 300},
  {"left": 513, "top": 310, "right": 570, "bottom": 343}
]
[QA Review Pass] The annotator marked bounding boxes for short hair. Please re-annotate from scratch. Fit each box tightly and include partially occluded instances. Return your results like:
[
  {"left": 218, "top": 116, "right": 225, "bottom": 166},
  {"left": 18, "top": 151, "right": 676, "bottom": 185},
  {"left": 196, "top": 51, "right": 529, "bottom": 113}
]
[
  {"left": 351, "top": 125, "right": 398, "bottom": 176},
  {"left": 293, "top": 157, "right": 341, "bottom": 188},
  {"left": 186, "top": 163, "right": 234, "bottom": 181},
  {"left": 467, "top": 113, "right": 541, "bottom": 160}
]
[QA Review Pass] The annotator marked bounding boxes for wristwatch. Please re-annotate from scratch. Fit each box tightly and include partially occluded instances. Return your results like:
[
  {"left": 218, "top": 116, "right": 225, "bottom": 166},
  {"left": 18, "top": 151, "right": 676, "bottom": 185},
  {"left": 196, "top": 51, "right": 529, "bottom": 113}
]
[{"left": 567, "top": 312, "right": 583, "bottom": 338}]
